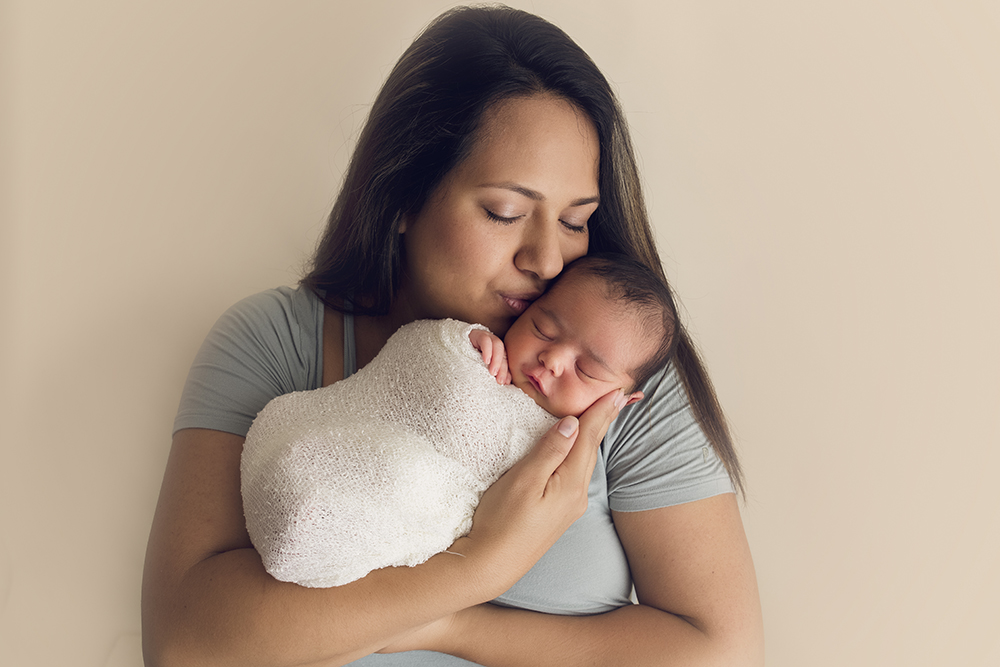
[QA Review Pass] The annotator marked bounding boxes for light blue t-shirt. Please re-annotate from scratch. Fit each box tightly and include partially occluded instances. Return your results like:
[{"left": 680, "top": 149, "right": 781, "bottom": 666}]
[{"left": 174, "top": 285, "right": 734, "bottom": 665}]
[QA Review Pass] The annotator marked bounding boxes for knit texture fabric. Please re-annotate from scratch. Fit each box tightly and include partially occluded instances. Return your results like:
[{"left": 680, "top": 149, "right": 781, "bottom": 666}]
[{"left": 241, "top": 318, "right": 556, "bottom": 588}]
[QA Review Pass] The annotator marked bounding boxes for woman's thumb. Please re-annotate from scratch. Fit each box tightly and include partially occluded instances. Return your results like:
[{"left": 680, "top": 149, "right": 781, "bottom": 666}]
[
  {"left": 557, "top": 416, "right": 579, "bottom": 439},
  {"left": 520, "top": 416, "right": 579, "bottom": 476}
]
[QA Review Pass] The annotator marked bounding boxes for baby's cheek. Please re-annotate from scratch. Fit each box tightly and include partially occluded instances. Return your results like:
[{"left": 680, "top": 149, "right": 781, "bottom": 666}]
[
  {"left": 533, "top": 393, "right": 562, "bottom": 419},
  {"left": 569, "top": 388, "right": 603, "bottom": 418}
]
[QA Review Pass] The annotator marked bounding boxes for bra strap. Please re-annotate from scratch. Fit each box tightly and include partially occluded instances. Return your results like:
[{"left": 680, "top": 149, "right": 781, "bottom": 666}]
[{"left": 343, "top": 300, "right": 357, "bottom": 379}]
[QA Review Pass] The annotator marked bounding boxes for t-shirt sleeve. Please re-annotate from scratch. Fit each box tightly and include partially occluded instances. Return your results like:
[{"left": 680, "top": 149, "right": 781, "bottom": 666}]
[
  {"left": 604, "top": 362, "right": 734, "bottom": 512},
  {"left": 172, "top": 286, "right": 324, "bottom": 437}
]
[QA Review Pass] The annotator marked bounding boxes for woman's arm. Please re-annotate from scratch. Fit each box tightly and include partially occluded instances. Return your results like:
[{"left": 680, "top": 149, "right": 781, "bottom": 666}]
[
  {"left": 143, "top": 428, "right": 480, "bottom": 667},
  {"left": 141, "top": 391, "right": 625, "bottom": 667},
  {"left": 388, "top": 493, "right": 763, "bottom": 666},
  {"left": 611, "top": 493, "right": 764, "bottom": 665}
]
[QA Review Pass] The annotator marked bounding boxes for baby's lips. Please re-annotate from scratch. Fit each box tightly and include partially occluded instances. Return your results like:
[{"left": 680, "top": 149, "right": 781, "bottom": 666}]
[{"left": 526, "top": 372, "right": 546, "bottom": 396}]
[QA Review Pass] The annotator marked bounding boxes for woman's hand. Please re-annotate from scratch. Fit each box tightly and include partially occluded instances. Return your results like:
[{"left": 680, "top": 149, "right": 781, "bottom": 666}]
[{"left": 455, "top": 388, "right": 627, "bottom": 586}]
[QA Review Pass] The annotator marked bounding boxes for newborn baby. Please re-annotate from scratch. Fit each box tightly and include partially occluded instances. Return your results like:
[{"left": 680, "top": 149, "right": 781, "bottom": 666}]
[{"left": 241, "top": 254, "right": 676, "bottom": 587}]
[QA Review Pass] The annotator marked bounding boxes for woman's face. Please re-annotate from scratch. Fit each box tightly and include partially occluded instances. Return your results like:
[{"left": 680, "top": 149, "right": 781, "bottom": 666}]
[{"left": 398, "top": 94, "right": 600, "bottom": 335}]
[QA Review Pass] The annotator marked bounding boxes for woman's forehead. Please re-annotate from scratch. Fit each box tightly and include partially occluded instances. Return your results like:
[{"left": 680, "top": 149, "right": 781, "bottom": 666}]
[{"left": 458, "top": 95, "right": 600, "bottom": 184}]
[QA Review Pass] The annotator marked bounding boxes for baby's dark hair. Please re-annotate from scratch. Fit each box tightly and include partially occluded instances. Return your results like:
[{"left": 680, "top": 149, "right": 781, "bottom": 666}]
[{"left": 558, "top": 252, "right": 680, "bottom": 389}]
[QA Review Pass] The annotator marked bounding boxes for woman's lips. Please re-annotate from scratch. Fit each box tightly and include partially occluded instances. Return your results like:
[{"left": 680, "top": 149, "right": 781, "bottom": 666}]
[{"left": 501, "top": 292, "right": 540, "bottom": 315}]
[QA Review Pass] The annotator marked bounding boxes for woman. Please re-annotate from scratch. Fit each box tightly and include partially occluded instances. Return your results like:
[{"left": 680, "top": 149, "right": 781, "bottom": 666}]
[{"left": 142, "top": 6, "right": 764, "bottom": 666}]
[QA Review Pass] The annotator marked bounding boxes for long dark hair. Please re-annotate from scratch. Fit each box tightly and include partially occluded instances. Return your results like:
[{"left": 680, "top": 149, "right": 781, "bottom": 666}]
[{"left": 301, "top": 4, "right": 744, "bottom": 496}]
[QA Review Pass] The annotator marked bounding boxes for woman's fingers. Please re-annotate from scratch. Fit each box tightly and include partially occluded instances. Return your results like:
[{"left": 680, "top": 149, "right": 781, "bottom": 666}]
[
  {"left": 467, "top": 415, "right": 580, "bottom": 531},
  {"left": 495, "top": 387, "right": 625, "bottom": 505},
  {"left": 552, "top": 388, "right": 625, "bottom": 487},
  {"left": 504, "top": 415, "right": 579, "bottom": 491},
  {"left": 460, "top": 390, "right": 626, "bottom": 581}
]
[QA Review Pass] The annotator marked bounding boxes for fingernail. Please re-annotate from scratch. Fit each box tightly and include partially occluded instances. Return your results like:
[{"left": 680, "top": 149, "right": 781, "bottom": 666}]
[
  {"left": 558, "top": 417, "right": 578, "bottom": 437},
  {"left": 613, "top": 389, "right": 628, "bottom": 411}
]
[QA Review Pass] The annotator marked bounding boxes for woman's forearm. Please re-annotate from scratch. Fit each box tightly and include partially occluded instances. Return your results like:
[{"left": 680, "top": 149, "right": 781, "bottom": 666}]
[
  {"left": 442, "top": 602, "right": 761, "bottom": 667},
  {"left": 144, "top": 396, "right": 621, "bottom": 667},
  {"left": 431, "top": 496, "right": 765, "bottom": 667},
  {"left": 142, "top": 429, "right": 506, "bottom": 667},
  {"left": 144, "top": 535, "right": 501, "bottom": 667}
]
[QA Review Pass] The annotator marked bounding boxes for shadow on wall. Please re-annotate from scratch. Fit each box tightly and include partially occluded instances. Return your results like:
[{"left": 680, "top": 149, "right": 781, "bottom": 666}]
[
  {"left": 0, "top": 539, "right": 9, "bottom": 613},
  {"left": 103, "top": 633, "right": 142, "bottom": 667}
]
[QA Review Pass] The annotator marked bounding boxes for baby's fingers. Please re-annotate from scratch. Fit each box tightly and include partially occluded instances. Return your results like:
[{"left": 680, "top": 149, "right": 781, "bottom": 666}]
[
  {"left": 497, "top": 351, "right": 511, "bottom": 385},
  {"left": 488, "top": 338, "right": 506, "bottom": 380},
  {"left": 470, "top": 329, "right": 494, "bottom": 366}
]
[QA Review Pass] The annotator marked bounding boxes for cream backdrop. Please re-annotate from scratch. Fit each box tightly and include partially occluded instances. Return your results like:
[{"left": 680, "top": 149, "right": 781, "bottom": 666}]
[{"left": 2, "top": 1, "right": 998, "bottom": 666}]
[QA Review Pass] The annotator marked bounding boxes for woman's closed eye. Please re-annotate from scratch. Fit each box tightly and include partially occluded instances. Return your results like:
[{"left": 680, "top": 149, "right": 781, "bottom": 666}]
[
  {"left": 560, "top": 219, "right": 587, "bottom": 234},
  {"left": 484, "top": 206, "right": 588, "bottom": 233},
  {"left": 484, "top": 208, "right": 523, "bottom": 225}
]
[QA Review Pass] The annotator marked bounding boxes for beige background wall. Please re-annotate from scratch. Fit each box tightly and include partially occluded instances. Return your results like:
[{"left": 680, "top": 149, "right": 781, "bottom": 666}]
[{"left": 2, "top": 1, "right": 997, "bottom": 666}]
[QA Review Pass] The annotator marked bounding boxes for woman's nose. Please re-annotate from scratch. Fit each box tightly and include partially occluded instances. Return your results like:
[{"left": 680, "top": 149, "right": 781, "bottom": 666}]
[{"left": 514, "top": 217, "right": 564, "bottom": 280}]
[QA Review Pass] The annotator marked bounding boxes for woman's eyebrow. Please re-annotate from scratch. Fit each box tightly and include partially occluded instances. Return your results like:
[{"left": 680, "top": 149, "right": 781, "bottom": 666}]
[{"left": 479, "top": 182, "right": 599, "bottom": 207}]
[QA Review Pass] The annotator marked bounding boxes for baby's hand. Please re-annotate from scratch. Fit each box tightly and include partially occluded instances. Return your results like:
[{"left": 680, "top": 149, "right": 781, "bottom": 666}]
[{"left": 469, "top": 329, "right": 512, "bottom": 385}]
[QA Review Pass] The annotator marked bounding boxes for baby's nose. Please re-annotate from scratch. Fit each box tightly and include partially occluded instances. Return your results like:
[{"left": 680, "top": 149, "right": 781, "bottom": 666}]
[{"left": 539, "top": 348, "right": 566, "bottom": 376}]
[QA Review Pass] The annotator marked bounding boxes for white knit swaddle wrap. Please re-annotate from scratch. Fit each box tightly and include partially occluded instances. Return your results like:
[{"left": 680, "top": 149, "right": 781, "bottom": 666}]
[{"left": 241, "top": 318, "right": 556, "bottom": 588}]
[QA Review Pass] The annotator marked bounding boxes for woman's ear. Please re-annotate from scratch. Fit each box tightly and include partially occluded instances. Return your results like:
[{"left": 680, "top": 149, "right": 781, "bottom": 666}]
[
  {"left": 398, "top": 213, "right": 408, "bottom": 234},
  {"left": 624, "top": 390, "right": 644, "bottom": 407}
]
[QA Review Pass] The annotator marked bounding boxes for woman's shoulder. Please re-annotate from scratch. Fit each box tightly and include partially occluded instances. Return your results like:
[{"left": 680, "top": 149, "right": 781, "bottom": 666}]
[
  {"left": 211, "top": 285, "right": 327, "bottom": 362},
  {"left": 220, "top": 284, "right": 324, "bottom": 330},
  {"left": 172, "top": 285, "right": 326, "bottom": 437}
]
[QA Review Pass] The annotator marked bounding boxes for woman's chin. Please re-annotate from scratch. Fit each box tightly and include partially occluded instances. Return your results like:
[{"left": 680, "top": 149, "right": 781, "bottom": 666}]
[{"left": 482, "top": 315, "right": 515, "bottom": 337}]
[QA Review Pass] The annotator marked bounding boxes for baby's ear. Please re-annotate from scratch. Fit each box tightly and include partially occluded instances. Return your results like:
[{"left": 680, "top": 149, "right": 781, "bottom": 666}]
[{"left": 624, "top": 390, "right": 644, "bottom": 407}]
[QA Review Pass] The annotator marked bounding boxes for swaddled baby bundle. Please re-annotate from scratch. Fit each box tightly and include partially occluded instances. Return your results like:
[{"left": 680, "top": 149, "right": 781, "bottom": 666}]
[{"left": 241, "top": 318, "right": 556, "bottom": 587}]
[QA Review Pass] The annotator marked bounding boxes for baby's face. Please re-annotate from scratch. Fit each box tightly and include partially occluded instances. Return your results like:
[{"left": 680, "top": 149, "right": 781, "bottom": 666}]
[{"left": 504, "top": 273, "right": 652, "bottom": 418}]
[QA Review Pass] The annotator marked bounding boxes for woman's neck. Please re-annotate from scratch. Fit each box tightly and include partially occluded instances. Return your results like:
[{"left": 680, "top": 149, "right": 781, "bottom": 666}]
[{"left": 355, "top": 296, "right": 419, "bottom": 370}]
